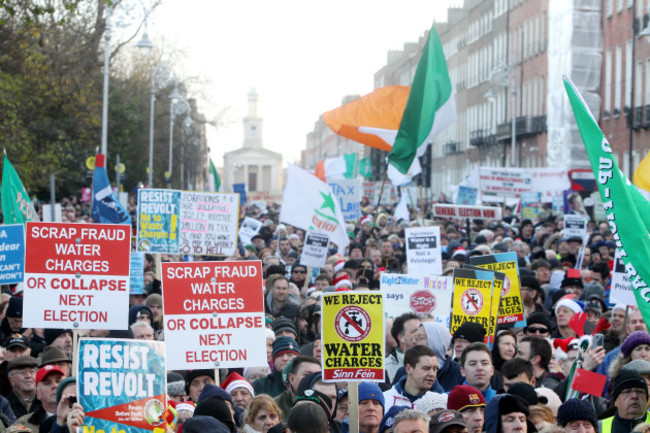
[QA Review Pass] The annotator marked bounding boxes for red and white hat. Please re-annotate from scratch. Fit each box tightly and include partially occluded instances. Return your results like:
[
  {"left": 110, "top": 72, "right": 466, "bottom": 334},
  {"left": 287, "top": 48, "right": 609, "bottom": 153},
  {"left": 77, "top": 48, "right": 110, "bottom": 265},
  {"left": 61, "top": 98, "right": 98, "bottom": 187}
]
[
  {"left": 334, "top": 260, "right": 346, "bottom": 274},
  {"left": 332, "top": 274, "right": 352, "bottom": 288},
  {"left": 221, "top": 372, "right": 254, "bottom": 396}
]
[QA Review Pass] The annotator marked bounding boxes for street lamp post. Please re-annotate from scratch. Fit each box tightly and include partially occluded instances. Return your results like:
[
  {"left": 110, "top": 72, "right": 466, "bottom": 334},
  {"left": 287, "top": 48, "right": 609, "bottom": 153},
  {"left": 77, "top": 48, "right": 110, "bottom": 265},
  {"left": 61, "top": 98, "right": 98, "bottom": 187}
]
[
  {"left": 100, "top": 6, "right": 112, "bottom": 157},
  {"left": 147, "top": 63, "right": 173, "bottom": 187},
  {"left": 167, "top": 84, "right": 191, "bottom": 189},
  {"left": 485, "top": 62, "right": 517, "bottom": 167}
]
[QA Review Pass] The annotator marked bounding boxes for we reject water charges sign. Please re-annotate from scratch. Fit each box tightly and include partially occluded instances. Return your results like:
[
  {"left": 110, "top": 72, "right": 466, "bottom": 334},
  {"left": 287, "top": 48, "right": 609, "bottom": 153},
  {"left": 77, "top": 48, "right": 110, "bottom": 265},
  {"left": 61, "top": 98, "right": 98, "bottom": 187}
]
[
  {"left": 78, "top": 338, "right": 166, "bottom": 433},
  {"left": 321, "top": 292, "right": 384, "bottom": 382}
]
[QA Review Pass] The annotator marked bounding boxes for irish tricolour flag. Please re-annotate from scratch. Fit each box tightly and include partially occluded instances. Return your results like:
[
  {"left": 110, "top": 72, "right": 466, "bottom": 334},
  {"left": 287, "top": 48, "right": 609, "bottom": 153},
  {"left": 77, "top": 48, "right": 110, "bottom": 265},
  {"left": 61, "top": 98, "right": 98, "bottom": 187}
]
[{"left": 387, "top": 24, "right": 456, "bottom": 185}]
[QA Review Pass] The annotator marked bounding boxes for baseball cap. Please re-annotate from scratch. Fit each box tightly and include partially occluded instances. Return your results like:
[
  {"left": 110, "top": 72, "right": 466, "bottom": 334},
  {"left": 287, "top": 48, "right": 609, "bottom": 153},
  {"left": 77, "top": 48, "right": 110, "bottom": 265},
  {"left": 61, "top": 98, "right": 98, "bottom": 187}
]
[
  {"left": 4, "top": 334, "right": 29, "bottom": 350},
  {"left": 36, "top": 365, "right": 64, "bottom": 386},
  {"left": 429, "top": 410, "right": 467, "bottom": 433}
]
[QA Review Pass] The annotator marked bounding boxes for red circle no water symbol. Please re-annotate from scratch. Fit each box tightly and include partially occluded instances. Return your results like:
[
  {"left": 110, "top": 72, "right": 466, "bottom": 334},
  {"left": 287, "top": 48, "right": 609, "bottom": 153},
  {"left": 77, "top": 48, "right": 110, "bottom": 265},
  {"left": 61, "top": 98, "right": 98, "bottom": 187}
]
[
  {"left": 334, "top": 306, "right": 371, "bottom": 342},
  {"left": 410, "top": 290, "right": 436, "bottom": 314},
  {"left": 460, "top": 289, "right": 484, "bottom": 316}
]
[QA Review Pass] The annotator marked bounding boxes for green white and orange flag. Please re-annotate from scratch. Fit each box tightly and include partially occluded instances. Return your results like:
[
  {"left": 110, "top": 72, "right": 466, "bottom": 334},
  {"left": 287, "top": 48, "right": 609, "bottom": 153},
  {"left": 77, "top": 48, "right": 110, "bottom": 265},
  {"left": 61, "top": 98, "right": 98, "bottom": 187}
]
[
  {"left": 387, "top": 24, "right": 456, "bottom": 186},
  {"left": 564, "top": 75, "right": 650, "bottom": 327},
  {"left": 315, "top": 153, "right": 357, "bottom": 182},
  {"left": 322, "top": 86, "right": 410, "bottom": 152},
  {"left": 208, "top": 158, "right": 221, "bottom": 192}
]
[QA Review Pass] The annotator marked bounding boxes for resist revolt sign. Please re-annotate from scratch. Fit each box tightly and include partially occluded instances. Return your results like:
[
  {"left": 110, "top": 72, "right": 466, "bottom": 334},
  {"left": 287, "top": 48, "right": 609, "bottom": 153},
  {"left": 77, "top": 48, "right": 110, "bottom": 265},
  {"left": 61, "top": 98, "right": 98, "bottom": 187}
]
[
  {"left": 162, "top": 261, "right": 266, "bottom": 370},
  {"left": 24, "top": 222, "right": 131, "bottom": 329},
  {"left": 78, "top": 338, "right": 166, "bottom": 433}
]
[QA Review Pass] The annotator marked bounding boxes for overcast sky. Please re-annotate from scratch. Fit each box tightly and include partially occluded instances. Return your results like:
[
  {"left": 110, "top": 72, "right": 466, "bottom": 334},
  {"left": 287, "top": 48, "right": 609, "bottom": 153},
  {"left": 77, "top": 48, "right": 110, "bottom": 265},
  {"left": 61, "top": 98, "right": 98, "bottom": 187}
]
[{"left": 148, "top": 1, "right": 458, "bottom": 166}]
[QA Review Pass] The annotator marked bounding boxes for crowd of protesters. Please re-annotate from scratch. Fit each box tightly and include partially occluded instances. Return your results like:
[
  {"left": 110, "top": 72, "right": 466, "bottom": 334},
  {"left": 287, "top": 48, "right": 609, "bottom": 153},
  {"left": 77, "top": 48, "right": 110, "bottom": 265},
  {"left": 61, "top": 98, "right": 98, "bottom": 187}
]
[{"left": 0, "top": 193, "right": 647, "bottom": 433}]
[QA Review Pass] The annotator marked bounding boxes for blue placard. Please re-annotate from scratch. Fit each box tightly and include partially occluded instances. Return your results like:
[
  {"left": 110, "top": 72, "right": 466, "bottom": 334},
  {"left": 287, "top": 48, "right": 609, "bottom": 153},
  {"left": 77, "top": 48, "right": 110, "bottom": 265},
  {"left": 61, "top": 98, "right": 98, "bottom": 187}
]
[
  {"left": 456, "top": 185, "right": 478, "bottom": 205},
  {"left": 78, "top": 338, "right": 167, "bottom": 433},
  {"left": 136, "top": 189, "right": 181, "bottom": 253},
  {"left": 0, "top": 225, "right": 25, "bottom": 285},
  {"left": 129, "top": 252, "right": 145, "bottom": 295},
  {"left": 233, "top": 183, "right": 247, "bottom": 206}
]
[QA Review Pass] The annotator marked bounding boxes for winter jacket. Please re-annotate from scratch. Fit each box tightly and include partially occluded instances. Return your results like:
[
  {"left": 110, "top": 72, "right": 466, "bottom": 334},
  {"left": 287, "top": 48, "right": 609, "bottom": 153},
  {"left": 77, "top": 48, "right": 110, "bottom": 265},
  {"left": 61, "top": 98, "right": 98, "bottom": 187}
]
[
  {"left": 252, "top": 369, "right": 285, "bottom": 398},
  {"left": 383, "top": 376, "right": 434, "bottom": 411},
  {"left": 384, "top": 349, "right": 404, "bottom": 383},
  {"left": 264, "top": 291, "right": 300, "bottom": 317}
]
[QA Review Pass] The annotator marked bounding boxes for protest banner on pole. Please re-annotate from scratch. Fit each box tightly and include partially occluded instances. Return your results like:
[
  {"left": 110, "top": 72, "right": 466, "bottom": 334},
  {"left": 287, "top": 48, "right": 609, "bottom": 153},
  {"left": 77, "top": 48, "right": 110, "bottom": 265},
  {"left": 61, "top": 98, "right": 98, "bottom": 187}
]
[
  {"left": 470, "top": 252, "right": 526, "bottom": 327},
  {"left": 563, "top": 214, "right": 588, "bottom": 238},
  {"left": 137, "top": 189, "right": 239, "bottom": 256},
  {"left": 329, "top": 179, "right": 361, "bottom": 221},
  {"left": 552, "top": 196, "right": 565, "bottom": 217},
  {"left": 456, "top": 186, "right": 478, "bottom": 205},
  {"left": 380, "top": 274, "right": 452, "bottom": 327},
  {"left": 300, "top": 231, "right": 329, "bottom": 268},
  {"left": 24, "top": 222, "right": 131, "bottom": 329},
  {"left": 162, "top": 261, "right": 266, "bottom": 370},
  {"left": 238, "top": 217, "right": 263, "bottom": 244},
  {"left": 463, "top": 265, "right": 505, "bottom": 345},
  {"left": 405, "top": 226, "right": 442, "bottom": 275},
  {"left": 178, "top": 192, "right": 239, "bottom": 256},
  {"left": 610, "top": 249, "right": 635, "bottom": 306},
  {"left": 451, "top": 268, "right": 494, "bottom": 334},
  {"left": 431, "top": 204, "right": 502, "bottom": 220},
  {"left": 232, "top": 183, "right": 247, "bottom": 206},
  {"left": 321, "top": 292, "right": 384, "bottom": 382},
  {"left": 136, "top": 189, "right": 181, "bottom": 253},
  {"left": 479, "top": 167, "right": 570, "bottom": 201},
  {"left": 130, "top": 252, "right": 145, "bottom": 295},
  {"left": 0, "top": 224, "right": 25, "bottom": 285},
  {"left": 78, "top": 338, "right": 167, "bottom": 433}
]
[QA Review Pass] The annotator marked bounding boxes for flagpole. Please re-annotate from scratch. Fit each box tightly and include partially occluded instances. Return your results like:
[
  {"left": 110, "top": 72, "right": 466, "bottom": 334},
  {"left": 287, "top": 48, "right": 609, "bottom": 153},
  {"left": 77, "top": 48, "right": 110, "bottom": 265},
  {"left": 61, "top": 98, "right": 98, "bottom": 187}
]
[{"left": 372, "top": 163, "right": 389, "bottom": 230}]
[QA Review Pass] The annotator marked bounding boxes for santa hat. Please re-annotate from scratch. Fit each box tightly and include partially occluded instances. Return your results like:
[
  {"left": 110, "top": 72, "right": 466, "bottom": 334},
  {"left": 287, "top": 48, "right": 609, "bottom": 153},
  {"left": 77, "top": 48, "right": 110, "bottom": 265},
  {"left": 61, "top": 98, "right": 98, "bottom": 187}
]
[
  {"left": 553, "top": 337, "right": 579, "bottom": 361},
  {"left": 334, "top": 260, "right": 346, "bottom": 274},
  {"left": 332, "top": 274, "right": 350, "bottom": 286},
  {"left": 334, "top": 275, "right": 353, "bottom": 291},
  {"left": 360, "top": 216, "right": 373, "bottom": 226},
  {"left": 554, "top": 297, "right": 584, "bottom": 316},
  {"left": 220, "top": 372, "right": 254, "bottom": 397}
]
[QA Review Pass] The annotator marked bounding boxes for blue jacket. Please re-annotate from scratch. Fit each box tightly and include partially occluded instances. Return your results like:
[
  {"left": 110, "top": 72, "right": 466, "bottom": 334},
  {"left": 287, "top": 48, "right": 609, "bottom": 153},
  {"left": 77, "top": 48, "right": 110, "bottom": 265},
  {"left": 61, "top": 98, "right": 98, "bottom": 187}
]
[
  {"left": 463, "top": 380, "right": 496, "bottom": 402},
  {"left": 391, "top": 361, "right": 454, "bottom": 393},
  {"left": 597, "top": 347, "right": 620, "bottom": 377}
]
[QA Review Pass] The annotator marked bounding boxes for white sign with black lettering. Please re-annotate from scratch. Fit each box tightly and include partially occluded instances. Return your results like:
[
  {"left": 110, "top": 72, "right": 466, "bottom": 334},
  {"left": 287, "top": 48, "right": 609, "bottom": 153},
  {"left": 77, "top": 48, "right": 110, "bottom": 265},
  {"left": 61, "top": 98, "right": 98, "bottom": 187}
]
[
  {"left": 238, "top": 217, "right": 263, "bottom": 244},
  {"left": 610, "top": 249, "right": 635, "bottom": 306},
  {"left": 300, "top": 230, "right": 329, "bottom": 268},
  {"left": 405, "top": 226, "right": 442, "bottom": 275},
  {"left": 563, "top": 215, "right": 587, "bottom": 238}
]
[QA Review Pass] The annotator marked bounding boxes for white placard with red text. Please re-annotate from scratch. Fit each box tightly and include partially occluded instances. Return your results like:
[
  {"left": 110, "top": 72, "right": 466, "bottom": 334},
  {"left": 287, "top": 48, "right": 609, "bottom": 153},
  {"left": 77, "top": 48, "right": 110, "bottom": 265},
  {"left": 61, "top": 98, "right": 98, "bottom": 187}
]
[
  {"left": 432, "top": 204, "right": 502, "bottom": 220},
  {"left": 162, "top": 261, "right": 266, "bottom": 370},
  {"left": 24, "top": 222, "right": 131, "bottom": 329}
]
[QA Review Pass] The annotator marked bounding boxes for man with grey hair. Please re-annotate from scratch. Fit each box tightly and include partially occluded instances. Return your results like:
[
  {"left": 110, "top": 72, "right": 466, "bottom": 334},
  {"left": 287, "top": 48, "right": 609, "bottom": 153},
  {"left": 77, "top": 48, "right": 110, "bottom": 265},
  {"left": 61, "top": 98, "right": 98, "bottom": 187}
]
[
  {"left": 393, "top": 409, "right": 430, "bottom": 433},
  {"left": 130, "top": 321, "right": 154, "bottom": 341}
]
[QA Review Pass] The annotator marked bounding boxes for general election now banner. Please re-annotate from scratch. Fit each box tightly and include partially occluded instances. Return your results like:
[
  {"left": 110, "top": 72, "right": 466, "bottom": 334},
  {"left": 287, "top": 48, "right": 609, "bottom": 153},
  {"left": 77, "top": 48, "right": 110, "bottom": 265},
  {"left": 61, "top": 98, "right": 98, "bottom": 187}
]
[
  {"left": 431, "top": 204, "right": 502, "bottom": 220},
  {"left": 380, "top": 274, "right": 452, "bottom": 327},
  {"left": 78, "top": 338, "right": 166, "bottom": 433},
  {"left": 24, "top": 222, "right": 131, "bottom": 329},
  {"left": 136, "top": 189, "right": 239, "bottom": 256},
  {"left": 162, "top": 261, "right": 266, "bottom": 370}
]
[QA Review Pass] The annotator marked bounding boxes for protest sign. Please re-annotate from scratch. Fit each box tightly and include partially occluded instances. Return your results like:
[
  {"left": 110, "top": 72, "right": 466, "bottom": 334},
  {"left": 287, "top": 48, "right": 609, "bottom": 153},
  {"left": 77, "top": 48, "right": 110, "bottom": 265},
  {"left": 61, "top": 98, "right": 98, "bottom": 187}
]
[
  {"left": 321, "top": 292, "right": 384, "bottom": 382},
  {"left": 41, "top": 204, "right": 63, "bottom": 222},
  {"left": 239, "top": 217, "right": 263, "bottom": 244},
  {"left": 405, "top": 227, "right": 442, "bottom": 275},
  {"left": 233, "top": 183, "right": 247, "bottom": 205},
  {"left": 463, "top": 265, "right": 505, "bottom": 344},
  {"left": 24, "top": 222, "right": 131, "bottom": 329},
  {"left": 563, "top": 214, "right": 588, "bottom": 238},
  {"left": 451, "top": 268, "right": 494, "bottom": 335},
  {"left": 431, "top": 204, "right": 502, "bottom": 220},
  {"left": 178, "top": 192, "right": 239, "bottom": 256},
  {"left": 136, "top": 189, "right": 181, "bottom": 253},
  {"left": 479, "top": 167, "right": 570, "bottom": 201},
  {"left": 0, "top": 224, "right": 25, "bottom": 285},
  {"left": 380, "top": 274, "right": 452, "bottom": 327},
  {"left": 470, "top": 252, "right": 526, "bottom": 327},
  {"left": 130, "top": 253, "right": 145, "bottom": 295},
  {"left": 610, "top": 249, "right": 635, "bottom": 306},
  {"left": 162, "top": 261, "right": 266, "bottom": 370},
  {"left": 137, "top": 189, "right": 239, "bottom": 256},
  {"left": 247, "top": 190, "right": 283, "bottom": 204},
  {"left": 456, "top": 186, "right": 478, "bottom": 205},
  {"left": 521, "top": 192, "right": 542, "bottom": 219},
  {"left": 81, "top": 187, "right": 92, "bottom": 203},
  {"left": 78, "top": 338, "right": 166, "bottom": 433},
  {"left": 329, "top": 179, "right": 361, "bottom": 221},
  {"left": 300, "top": 230, "right": 329, "bottom": 268},
  {"left": 552, "top": 195, "right": 565, "bottom": 217}
]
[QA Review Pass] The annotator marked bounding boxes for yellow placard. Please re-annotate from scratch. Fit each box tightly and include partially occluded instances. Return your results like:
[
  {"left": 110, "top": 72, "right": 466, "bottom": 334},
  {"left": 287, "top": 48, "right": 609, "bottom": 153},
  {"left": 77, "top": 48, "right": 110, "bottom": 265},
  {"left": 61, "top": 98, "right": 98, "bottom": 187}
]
[
  {"left": 451, "top": 268, "right": 494, "bottom": 335},
  {"left": 321, "top": 292, "right": 384, "bottom": 382}
]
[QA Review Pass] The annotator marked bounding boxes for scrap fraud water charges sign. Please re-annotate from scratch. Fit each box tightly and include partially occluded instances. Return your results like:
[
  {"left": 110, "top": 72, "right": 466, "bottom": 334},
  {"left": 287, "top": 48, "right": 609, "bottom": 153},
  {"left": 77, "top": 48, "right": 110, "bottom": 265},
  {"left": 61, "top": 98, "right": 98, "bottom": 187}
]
[
  {"left": 24, "top": 222, "right": 131, "bottom": 329},
  {"left": 162, "top": 261, "right": 266, "bottom": 370},
  {"left": 78, "top": 338, "right": 167, "bottom": 433},
  {"left": 136, "top": 189, "right": 239, "bottom": 256},
  {"left": 321, "top": 292, "right": 384, "bottom": 382},
  {"left": 432, "top": 204, "right": 502, "bottom": 220}
]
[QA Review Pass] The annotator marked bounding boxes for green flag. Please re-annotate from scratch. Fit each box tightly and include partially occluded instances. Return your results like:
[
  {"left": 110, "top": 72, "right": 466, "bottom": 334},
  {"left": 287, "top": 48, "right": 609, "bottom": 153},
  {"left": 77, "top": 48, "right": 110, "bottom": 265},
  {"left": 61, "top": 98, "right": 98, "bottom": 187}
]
[
  {"left": 1, "top": 155, "right": 38, "bottom": 224},
  {"left": 563, "top": 76, "right": 650, "bottom": 326},
  {"left": 359, "top": 157, "right": 372, "bottom": 179},
  {"left": 209, "top": 158, "right": 221, "bottom": 192},
  {"left": 387, "top": 24, "right": 455, "bottom": 185}
]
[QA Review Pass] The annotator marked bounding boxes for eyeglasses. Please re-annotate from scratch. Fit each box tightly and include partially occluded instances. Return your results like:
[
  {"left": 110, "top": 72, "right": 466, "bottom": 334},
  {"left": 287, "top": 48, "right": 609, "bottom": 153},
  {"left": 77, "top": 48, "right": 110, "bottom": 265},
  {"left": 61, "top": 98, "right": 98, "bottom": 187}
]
[
  {"left": 11, "top": 368, "right": 36, "bottom": 376},
  {"left": 621, "top": 388, "right": 646, "bottom": 397},
  {"left": 526, "top": 327, "right": 550, "bottom": 334}
]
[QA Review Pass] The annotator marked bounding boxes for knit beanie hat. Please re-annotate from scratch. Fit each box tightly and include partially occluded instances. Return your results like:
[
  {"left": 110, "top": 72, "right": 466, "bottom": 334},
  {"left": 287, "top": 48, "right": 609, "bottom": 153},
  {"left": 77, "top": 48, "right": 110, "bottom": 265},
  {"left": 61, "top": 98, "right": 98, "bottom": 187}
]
[
  {"left": 452, "top": 322, "right": 486, "bottom": 343},
  {"left": 293, "top": 388, "right": 333, "bottom": 422},
  {"left": 5, "top": 297, "right": 22, "bottom": 318},
  {"left": 498, "top": 394, "right": 529, "bottom": 416},
  {"left": 447, "top": 385, "right": 486, "bottom": 411},
  {"left": 621, "top": 331, "right": 650, "bottom": 358},
  {"left": 414, "top": 392, "right": 448, "bottom": 414},
  {"left": 193, "top": 395, "right": 236, "bottom": 433},
  {"left": 358, "top": 383, "right": 384, "bottom": 408},
  {"left": 272, "top": 336, "right": 300, "bottom": 361},
  {"left": 556, "top": 398, "right": 598, "bottom": 429},
  {"left": 526, "top": 312, "right": 552, "bottom": 331},
  {"left": 184, "top": 369, "right": 215, "bottom": 395},
  {"left": 167, "top": 372, "right": 187, "bottom": 397},
  {"left": 612, "top": 370, "right": 648, "bottom": 401},
  {"left": 272, "top": 317, "right": 297, "bottom": 337}
]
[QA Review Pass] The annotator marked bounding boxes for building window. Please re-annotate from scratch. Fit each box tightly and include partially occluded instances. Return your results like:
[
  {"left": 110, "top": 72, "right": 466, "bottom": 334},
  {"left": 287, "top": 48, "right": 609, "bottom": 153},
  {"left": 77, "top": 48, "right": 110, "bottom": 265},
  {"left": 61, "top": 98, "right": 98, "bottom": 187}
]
[
  {"left": 615, "top": 45, "right": 622, "bottom": 116},
  {"left": 606, "top": 0, "right": 613, "bottom": 16},
  {"left": 617, "top": 0, "right": 623, "bottom": 13},
  {"left": 625, "top": 40, "right": 632, "bottom": 112},
  {"left": 636, "top": 60, "right": 643, "bottom": 107}
]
